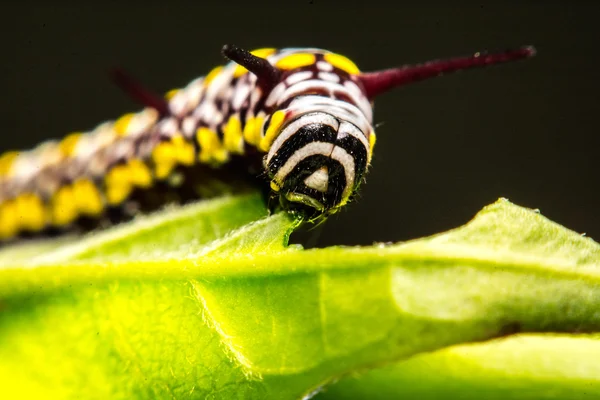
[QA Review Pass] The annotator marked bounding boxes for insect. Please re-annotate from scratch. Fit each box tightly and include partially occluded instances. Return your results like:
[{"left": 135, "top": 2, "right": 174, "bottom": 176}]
[{"left": 0, "top": 44, "right": 535, "bottom": 241}]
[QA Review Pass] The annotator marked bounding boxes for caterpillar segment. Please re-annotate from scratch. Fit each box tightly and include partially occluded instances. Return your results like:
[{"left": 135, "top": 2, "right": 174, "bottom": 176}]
[{"left": 0, "top": 44, "right": 535, "bottom": 240}]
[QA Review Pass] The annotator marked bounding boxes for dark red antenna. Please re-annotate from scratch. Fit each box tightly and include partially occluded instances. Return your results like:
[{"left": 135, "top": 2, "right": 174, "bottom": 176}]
[
  {"left": 358, "top": 46, "right": 536, "bottom": 99},
  {"left": 222, "top": 44, "right": 281, "bottom": 92},
  {"left": 109, "top": 67, "right": 170, "bottom": 117}
]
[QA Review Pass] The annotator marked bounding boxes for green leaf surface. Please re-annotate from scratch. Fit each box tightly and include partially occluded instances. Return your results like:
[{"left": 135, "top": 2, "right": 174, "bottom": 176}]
[
  {"left": 316, "top": 333, "right": 600, "bottom": 399},
  {"left": 0, "top": 192, "right": 598, "bottom": 399}
]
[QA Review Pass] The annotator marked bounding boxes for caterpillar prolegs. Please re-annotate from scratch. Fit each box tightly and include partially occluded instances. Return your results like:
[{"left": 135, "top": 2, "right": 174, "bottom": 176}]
[{"left": 0, "top": 44, "right": 535, "bottom": 241}]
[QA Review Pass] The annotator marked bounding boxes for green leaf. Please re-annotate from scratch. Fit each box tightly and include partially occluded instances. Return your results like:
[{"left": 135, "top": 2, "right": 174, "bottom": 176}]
[
  {"left": 316, "top": 333, "right": 600, "bottom": 400},
  {"left": 0, "top": 193, "right": 598, "bottom": 399}
]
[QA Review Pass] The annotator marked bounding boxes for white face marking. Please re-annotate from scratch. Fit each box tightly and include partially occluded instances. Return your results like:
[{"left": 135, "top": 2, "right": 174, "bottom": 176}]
[
  {"left": 275, "top": 141, "right": 334, "bottom": 183},
  {"left": 318, "top": 71, "right": 340, "bottom": 83},
  {"left": 337, "top": 120, "right": 369, "bottom": 152},
  {"left": 286, "top": 71, "right": 313, "bottom": 86},
  {"left": 276, "top": 79, "right": 333, "bottom": 104},
  {"left": 304, "top": 166, "right": 329, "bottom": 192},
  {"left": 316, "top": 61, "right": 334, "bottom": 71},
  {"left": 266, "top": 113, "right": 339, "bottom": 165},
  {"left": 275, "top": 79, "right": 372, "bottom": 121},
  {"left": 274, "top": 142, "right": 356, "bottom": 204},
  {"left": 330, "top": 146, "right": 356, "bottom": 201},
  {"left": 286, "top": 96, "right": 372, "bottom": 135}
]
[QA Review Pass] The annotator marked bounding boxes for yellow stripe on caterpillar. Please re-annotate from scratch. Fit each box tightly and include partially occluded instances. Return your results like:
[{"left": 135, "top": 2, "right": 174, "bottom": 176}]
[
  {"left": 128, "top": 159, "right": 153, "bottom": 188},
  {"left": 114, "top": 113, "right": 136, "bottom": 137},
  {"left": 14, "top": 193, "right": 47, "bottom": 232},
  {"left": 260, "top": 110, "right": 286, "bottom": 152},
  {"left": 243, "top": 114, "right": 265, "bottom": 147},
  {"left": 59, "top": 132, "right": 83, "bottom": 156},
  {"left": 165, "top": 89, "right": 180, "bottom": 100},
  {"left": 51, "top": 185, "right": 78, "bottom": 226},
  {"left": 0, "top": 200, "right": 18, "bottom": 239},
  {"left": 323, "top": 53, "right": 361, "bottom": 74},
  {"left": 205, "top": 66, "right": 224, "bottom": 85},
  {"left": 72, "top": 178, "right": 104, "bottom": 216},
  {"left": 152, "top": 135, "right": 196, "bottom": 179},
  {"left": 275, "top": 53, "right": 316, "bottom": 70},
  {"left": 223, "top": 115, "right": 244, "bottom": 154},
  {"left": 368, "top": 130, "right": 376, "bottom": 163},
  {"left": 105, "top": 164, "right": 132, "bottom": 205},
  {"left": 104, "top": 158, "right": 152, "bottom": 205},
  {"left": 196, "top": 127, "right": 229, "bottom": 164},
  {"left": 0, "top": 151, "right": 19, "bottom": 178}
]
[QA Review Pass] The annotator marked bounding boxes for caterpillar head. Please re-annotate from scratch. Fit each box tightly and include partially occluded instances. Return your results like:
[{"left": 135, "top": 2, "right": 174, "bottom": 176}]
[{"left": 263, "top": 110, "right": 370, "bottom": 221}]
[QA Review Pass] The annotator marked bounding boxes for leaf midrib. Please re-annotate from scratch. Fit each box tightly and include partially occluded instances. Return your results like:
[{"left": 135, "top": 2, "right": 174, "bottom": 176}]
[{"left": 1, "top": 243, "right": 598, "bottom": 299}]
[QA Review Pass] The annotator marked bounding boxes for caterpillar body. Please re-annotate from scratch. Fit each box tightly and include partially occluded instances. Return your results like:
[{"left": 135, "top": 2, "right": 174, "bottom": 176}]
[{"left": 0, "top": 44, "right": 535, "bottom": 241}]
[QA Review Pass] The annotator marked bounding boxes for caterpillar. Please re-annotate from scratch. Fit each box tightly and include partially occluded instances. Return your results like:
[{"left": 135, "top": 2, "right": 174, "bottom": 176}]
[{"left": 0, "top": 44, "right": 535, "bottom": 241}]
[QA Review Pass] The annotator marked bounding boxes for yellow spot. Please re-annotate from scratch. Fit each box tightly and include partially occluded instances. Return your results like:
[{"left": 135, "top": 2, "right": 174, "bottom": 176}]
[
  {"left": 243, "top": 117, "right": 256, "bottom": 144},
  {"left": 205, "top": 66, "right": 223, "bottom": 85},
  {"left": 59, "top": 132, "right": 83, "bottom": 156},
  {"left": 368, "top": 131, "right": 376, "bottom": 162},
  {"left": 105, "top": 159, "right": 152, "bottom": 205},
  {"left": 223, "top": 115, "right": 244, "bottom": 154},
  {"left": 106, "top": 185, "right": 131, "bottom": 206},
  {"left": 324, "top": 53, "right": 361, "bottom": 74},
  {"left": 52, "top": 185, "right": 78, "bottom": 226},
  {"left": 172, "top": 136, "right": 195, "bottom": 165},
  {"left": 105, "top": 164, "right": 133, "bottom": 205},
  {"left": 260, "top": 111, "right": 286, "bottom": 152},
  {"left": 72, "top": 179, "right": 104, "bottom": 216},
  {"left": 152, "top": 135, "right": 196, "bottom": 179},
  {"left": 13, "top": 193, "right": 46, "bottom": 232},
  {"left": 165, "top": 88, "right": 180, "bottom": 100},
  {"left": 128, "top": 159, "right": 153, "bottom": 188},
  {"left": 114, "top": 113, "right": 136, "bottom": 137},
  {"left": 276, "top": 53, "right": 316, "bottom": 70},
  {"left": 154, "top": 162, "right": 173, "bottom": 180},
  {"left": 270, "top": 181, "right": 280, "bottom": 192},
  {"left": 233, "top": 65, "right": 246, "bottom": 78},
  {"left": 196, "top": 128, "right": 229, "bottom": 164},
  {"left": 0, "top": 151, "right": 19, "bottom": 177},
  {"left": 233, "top": 48, "right": 277, "bottom": 77},
  {"left": 251, "top": 48, "right": 277, "bottom": 58},
  {"left": 0, "top": 200, "right": 18, "bottom": 239},
  {"left": 243, "top": 115, "right": 265, "bottom": 147}
]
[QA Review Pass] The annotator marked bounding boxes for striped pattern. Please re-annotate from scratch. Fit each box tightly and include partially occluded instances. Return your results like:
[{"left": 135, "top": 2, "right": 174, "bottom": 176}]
[{"left": 0, "top": 47, "right": 375, "bottom": 240}]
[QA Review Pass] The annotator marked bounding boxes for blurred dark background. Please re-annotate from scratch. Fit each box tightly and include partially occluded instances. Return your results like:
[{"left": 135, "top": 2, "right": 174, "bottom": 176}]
[{"left": 1, "top": 1, "right": 598, "bottom": 246}]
